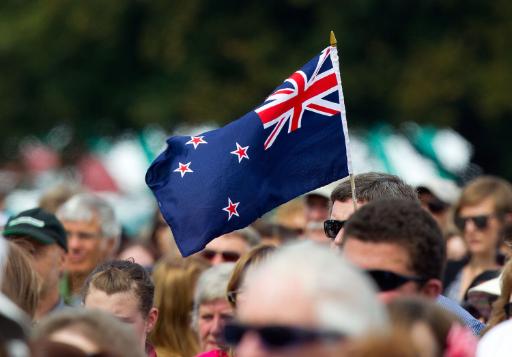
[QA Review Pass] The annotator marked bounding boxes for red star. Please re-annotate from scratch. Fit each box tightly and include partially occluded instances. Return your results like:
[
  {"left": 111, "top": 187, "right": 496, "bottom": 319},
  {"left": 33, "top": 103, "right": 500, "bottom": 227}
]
[
  {"left": 230, "top": 142, "right": 250, "bottom": 163},
  {"left": 173, "top": 162, "right": 193, "bottom": 177},
  {"left": 186, "top": 136, "right": 207, "bottom": 149},
  {"left": 222, "top": 198, "right": 240, "bottom": 221}
]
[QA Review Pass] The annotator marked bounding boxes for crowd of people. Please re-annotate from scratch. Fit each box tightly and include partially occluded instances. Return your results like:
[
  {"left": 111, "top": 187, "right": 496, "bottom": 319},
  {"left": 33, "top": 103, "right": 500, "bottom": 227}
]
[{"left": 2, "top": 172, "right": 512, "bottom": 356}]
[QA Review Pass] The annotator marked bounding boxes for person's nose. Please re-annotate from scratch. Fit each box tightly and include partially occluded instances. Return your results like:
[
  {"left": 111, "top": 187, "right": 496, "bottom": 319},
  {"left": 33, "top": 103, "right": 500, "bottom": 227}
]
[
  {"left": 210, "top": 315, "right": 224, "bottom": 336},
  {"left": 67, "top": 234, "right": 82, "bottom": 252},
  {"left": 211, "top": 253, "right": 224, "bottom": 265},
  {"left": 333, "top": 228, "right": 344, "bottom": 247},
  {"left": 464, "top": 219, "right": 478, "bottom": 234},
  {"left": 235, "top": 331, "right": 267, "bottom": 357}
]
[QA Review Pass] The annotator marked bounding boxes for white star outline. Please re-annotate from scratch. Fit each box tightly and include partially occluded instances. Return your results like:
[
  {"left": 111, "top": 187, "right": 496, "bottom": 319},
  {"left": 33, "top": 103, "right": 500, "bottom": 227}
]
[
  {"left": 173, "top": 162, "right": 193, "bottom": 178},
  {"left": 230, "top": 142, "right": 250, "bottom": 163},
  {"left": 222, "top": 197, "right": 240, "bottom": 221},
  {"left": 185, "top": 136, "right": 207, "bottom": 149}
]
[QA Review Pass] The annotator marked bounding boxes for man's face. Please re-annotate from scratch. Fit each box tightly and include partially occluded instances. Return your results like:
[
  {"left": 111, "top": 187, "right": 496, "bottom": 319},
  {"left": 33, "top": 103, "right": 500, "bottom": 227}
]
[
  {"left": 10, "top": 237, "right": 65, "bottom": 297},
  {"left": 305, "top": 195, "right": 330, "bottom": 222},
  {"left": 458, "top": 198, "right": 502, "bottom": 257},
  {"left": 197, "top": 298, "right": 234, "bottom": 352},
  {"left": 63, "top": 217, "right": 112, "bottom": 276},
  {"left": 84, "top": 286, "right": 156, "bottom": 348},
  {"left": 235, "top": 277, "right": 345, "bottom": 357},
  {"left": 201, "top": 233, "right": 250, "bottom": 265},
  {"left": 343, "top": 239, "right": 421, "bottom": 303},
  {"left": 329, "top": 200, "right": 362, "bottom": 247}
]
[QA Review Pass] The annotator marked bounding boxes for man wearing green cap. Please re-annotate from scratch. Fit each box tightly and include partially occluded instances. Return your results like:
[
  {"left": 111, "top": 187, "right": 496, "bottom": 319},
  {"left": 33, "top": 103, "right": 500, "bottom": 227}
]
[{"left": 3, "top": 207, "right": 68, "bottom": 320}]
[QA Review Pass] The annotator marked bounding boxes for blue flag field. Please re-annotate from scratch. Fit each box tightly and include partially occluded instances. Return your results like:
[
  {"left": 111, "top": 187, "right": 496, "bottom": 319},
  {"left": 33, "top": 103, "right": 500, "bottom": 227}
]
[{"left": 146, "top": 45, "right": 352, "bottom": 256}]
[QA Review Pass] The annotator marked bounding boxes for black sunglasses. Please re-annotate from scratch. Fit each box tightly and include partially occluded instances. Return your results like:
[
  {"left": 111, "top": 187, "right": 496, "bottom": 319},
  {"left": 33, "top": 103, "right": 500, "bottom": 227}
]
[
  {"left": 504, "top": 302, "right": 512, "bottom": 319},
  {"left": 426, "top": 199, "right": 448, "bottom": 214},
  {"left": 201, "top": 249, "right": 241, "bottom": 262},
  {"left": 366, "top": 270, "right": 427, "bottom": 292},
  {"left": 323, "top": 219, "right": 347, "bottom": 239},
  {"left": 227, "top": 290, "right": 242, "bottom": 305},
  {"left": 454, "top": 215, "right": 493, "bottom": 231},
  {"left": 223, "top": 322, "right": 344, "bottom": 349}
]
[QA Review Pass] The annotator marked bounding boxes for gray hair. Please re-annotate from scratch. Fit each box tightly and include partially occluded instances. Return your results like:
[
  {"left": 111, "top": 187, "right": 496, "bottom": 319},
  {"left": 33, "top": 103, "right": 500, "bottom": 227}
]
[
  {"left": 56, "top": 193, "right": 121, "bottom": 243},
  {"left": 331, "top": 172, "right": 419, "bottom": 204},
  {"left": 243, "top": 241, "right": 388, "bottom": 336},
  {"left": 233, "top": 227, "right": 261, "bottom": 247},
  {"left": 192, "top": 263, "right": 234, "bottom": 330}
]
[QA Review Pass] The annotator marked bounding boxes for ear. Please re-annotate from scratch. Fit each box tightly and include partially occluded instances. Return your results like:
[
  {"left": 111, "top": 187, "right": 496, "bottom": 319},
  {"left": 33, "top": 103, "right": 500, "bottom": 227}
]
[
  {"left": 145, "top": 307, "right": 159, "bottom": 334},
  {"left": 504, "top": 212, "right": 512, "bottom": 223},
  {"left": 101, "top": 237, "right": 117, "bottom": 258},
  {"left": 58, "top": 247, "right": 66, "bottom": 271},
  {"left": 420, "top": 279, "right": 443, "bottom": 299}
]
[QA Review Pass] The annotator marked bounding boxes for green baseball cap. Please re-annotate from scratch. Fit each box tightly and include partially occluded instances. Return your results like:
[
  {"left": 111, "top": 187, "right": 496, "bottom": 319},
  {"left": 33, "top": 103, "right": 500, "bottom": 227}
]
[{"left": 3, "top": 208, "right": 67, "bottom": 252}]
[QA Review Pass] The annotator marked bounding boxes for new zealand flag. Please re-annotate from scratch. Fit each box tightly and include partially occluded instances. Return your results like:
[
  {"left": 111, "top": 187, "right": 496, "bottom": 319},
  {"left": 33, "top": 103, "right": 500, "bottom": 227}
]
[{"left": 146, "top": 46, "right": 352, "bottom": 256}]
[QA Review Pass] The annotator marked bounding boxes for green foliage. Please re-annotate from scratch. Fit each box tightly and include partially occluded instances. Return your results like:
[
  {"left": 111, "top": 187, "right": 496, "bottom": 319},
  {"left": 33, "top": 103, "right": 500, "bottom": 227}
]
[{"left": 0, "top": 0, "right": 511, "bottom": 174}]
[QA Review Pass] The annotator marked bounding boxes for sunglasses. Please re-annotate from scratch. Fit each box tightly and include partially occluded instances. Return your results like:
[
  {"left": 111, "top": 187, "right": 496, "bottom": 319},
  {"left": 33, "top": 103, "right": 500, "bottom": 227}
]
[
  {"left": 454, "top": 215, "right": 493, "bottom": 231},
  {"left": 365, "top": 270, "right": 427, "bottom": 292},
  {"left": 426, "top": 199, "right": 448, "bottom": 214},
  {"left": 227, "top": 290, "right": 242, "bottom": 305},
  {"left": 504, "top": 302, "right": 512, "bottom": 319},
  {"left": 223, "top": 322, "right": 344, "bottom": 349},
  {"left": 323, "top": 219, "right": 347, "bottom": 239},
  {"left": 200, "top": 249, "right": 241, "bottom": 262}
]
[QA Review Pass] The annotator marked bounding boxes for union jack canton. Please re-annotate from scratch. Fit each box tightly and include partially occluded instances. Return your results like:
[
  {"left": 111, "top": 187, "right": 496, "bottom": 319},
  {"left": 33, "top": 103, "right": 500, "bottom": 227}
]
[{"left": 146, "top": 46, "right": 352, "bottom": 256}]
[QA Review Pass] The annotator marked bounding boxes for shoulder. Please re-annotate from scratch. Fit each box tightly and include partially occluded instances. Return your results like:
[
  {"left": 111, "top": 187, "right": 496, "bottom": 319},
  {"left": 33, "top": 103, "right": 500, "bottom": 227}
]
[{"left": 436, "top": 295, "right": 485, "bottom": 336}]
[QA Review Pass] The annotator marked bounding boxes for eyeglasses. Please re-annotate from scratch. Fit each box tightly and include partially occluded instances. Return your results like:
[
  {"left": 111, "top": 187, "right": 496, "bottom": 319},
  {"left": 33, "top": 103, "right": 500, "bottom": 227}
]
[
  {"left": 365, "top": 270, "right": 427, "bottom": 292},
  {"left": 200, "top": 249, "right": 241, "bottom": 262},
  {"left": 323, "top": 219, "right": 347, "bottom": 239},
  {"left": 454, "top": 215, "right": 494, "bottom": 231},
  {"left": 223, "top": 322, "right": 344, "bottom": 349},
  {"left": 504, "top": 302, "right": 512, "bottom": 319}
]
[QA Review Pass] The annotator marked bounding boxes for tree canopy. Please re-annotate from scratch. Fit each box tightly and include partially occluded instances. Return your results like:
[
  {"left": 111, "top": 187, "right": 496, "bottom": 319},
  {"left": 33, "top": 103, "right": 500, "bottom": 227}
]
[{"left": 1, "top": 1, "right": 511, "bottom": 176}]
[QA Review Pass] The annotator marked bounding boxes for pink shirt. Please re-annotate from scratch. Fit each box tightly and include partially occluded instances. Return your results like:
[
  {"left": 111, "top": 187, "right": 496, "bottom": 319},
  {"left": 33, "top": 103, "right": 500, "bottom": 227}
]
[{"left": 195, "top": 350, "right": 229, "bottom": 357}]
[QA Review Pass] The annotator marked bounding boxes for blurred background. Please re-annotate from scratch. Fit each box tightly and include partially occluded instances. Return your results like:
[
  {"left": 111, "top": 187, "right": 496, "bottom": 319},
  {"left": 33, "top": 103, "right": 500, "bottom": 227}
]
[{"left": 0, "top": 0, "right": 510, "bottom": 235}]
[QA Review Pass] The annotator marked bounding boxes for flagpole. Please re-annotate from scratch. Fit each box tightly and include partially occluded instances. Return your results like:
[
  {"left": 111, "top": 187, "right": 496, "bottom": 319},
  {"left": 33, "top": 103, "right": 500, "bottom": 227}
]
[{"left": 330, "top": 31, "right": 357, "bottom": 211}]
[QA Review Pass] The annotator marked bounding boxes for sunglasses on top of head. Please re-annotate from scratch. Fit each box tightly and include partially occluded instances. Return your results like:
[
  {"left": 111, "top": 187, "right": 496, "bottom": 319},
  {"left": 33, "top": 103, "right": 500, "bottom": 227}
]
[
  {"left": 200, "top": 249, "right": 240, "bottom": 262},
  {"left": 365, "top": 270, "right": 427, "bottom": 292},
  {"left": 323, "top": 219, "right": 347, "bottom": 239},
  {"left": 223, "top": 322, "right": 344, "bottom": 349},
  {"left": 454, "top": 214, "right": 495, "bottom": 232}
]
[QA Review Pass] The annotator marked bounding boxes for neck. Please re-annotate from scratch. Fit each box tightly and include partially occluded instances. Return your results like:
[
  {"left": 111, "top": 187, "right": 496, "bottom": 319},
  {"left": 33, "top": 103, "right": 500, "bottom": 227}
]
[
  {"left": 35, "top": 287, "right": 60, "bottom": 320},
  {"left": 469, "top": 251, "right": 496, "bottom": 269}
]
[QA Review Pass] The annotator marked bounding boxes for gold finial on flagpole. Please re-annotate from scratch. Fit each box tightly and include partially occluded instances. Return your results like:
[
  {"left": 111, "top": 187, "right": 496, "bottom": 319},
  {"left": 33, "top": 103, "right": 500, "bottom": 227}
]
[{"left": 330, "top": 31, "right": 337, "bottom": 47}]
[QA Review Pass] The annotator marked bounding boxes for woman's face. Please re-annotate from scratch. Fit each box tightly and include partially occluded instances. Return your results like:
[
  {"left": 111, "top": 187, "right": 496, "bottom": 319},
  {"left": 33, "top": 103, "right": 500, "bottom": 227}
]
[
  {"left": 197, "top": 298, "right": 234, "bottom": 352},
  {"left": 459, "top": 198, "right": 502, "bottom": 256}
]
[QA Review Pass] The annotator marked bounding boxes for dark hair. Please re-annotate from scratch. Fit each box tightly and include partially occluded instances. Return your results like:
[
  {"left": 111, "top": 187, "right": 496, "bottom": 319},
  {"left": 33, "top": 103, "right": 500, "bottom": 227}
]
[
  {"left": 331, "top": 172, "right": 419, "bottom": 204},
  {"left": 81, "top": 260, "right": 154, "bottom": 317},
  {"left": 343, "top": 199, "right": 446, "bottom": 280}
]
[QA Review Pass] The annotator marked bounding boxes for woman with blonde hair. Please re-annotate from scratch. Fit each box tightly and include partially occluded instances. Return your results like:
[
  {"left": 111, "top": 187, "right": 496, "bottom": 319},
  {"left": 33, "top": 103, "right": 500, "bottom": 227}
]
[
  {"left": 226, "top": 244, "right": 276, "bottom": 308},
  {"left": 150, "top": 255, "right": 210, "bottom": 357},
  {"left": 1, "top": 241, "right": 40, "bottom": 319}
]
